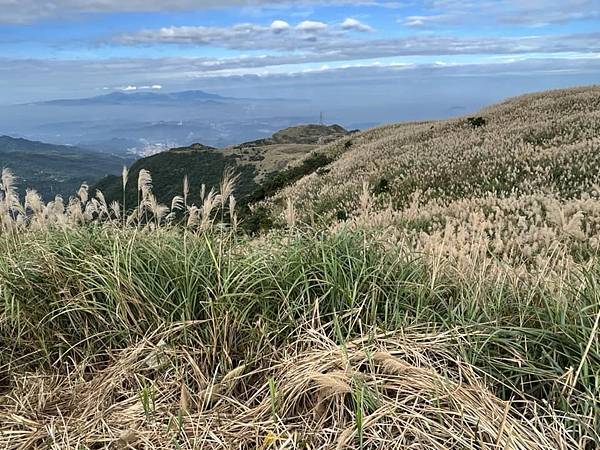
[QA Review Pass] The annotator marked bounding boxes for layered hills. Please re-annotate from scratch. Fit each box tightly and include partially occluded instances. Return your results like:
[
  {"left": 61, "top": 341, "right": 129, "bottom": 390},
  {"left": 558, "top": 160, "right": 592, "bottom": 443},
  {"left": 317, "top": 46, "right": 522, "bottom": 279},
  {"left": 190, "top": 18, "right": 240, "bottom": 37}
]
[
  {"left": 92, "top": 124, "right": 350, "bottom": 208},
  {"left": 0, "top": 135, "right": 130, "bottom": 199}
]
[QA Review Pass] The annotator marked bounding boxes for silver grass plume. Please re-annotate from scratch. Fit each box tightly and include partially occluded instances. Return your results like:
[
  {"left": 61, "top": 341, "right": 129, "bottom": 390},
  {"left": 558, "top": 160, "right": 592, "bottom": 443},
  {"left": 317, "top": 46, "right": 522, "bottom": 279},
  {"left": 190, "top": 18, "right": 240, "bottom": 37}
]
[
  {"left": 284, "top": 197, "right": 296, "bottom": 228},
  {"left": 229, "top": 194, "right": 237, "bottom": 231},
  {"left": 138, "top": 169, "right": 153, "bottom": 200},
  {"left": 1, "top": 168, "right": 21, "bottom": 212},
  {"left": 77, "top": 183, "right": 89, "bottom": 204},
  {"left": 145, "top": 193, "right": 169, "bottom": 222},
  {"left": 110, "top": 201, "right": 121, "bottom": 220},
  {"left": 1, "top": 168, "right": 16, "bottom": 196},
  {"left": 171, "top": 195, "right": 184, "bottom": 212},
  {"left": 219, "top": 168, "right": 239, "bottom": 206},
  {"left": 186, "top": 205, "right": 200, "bottom": 228},
  {"left": 67, "top": 197, "right": 84, "bottom": 225},
  {"left": 183, "top": 175, "right": 189, "bottom": 208},
  {"left": 25, "top": 189, "right": 43, "bottom": 214},
  {"left": 95, "top": 189, "right": 109, "bottom": 219},
  {"left": 122, "top": 166, "right": 129, "bottom": 190},
  {"left": 359, "top": 181, "right": 372, "bottom": 216},
  {"left": 200, "top": 188, "right": 218, "bottom": 231},
  {"left": 52, "top": 195, "right": 65, "bottom": 216},
  {"left": 84, "top": 198, "right": 99, "bottom": 222}
]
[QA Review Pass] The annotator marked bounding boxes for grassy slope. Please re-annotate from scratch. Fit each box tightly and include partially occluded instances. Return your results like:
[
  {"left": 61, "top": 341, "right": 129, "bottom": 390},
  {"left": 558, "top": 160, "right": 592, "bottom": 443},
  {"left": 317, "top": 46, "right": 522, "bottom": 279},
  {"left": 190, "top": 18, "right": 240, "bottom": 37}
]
[
  {"left": 264, "top": 86, "right": 600, "bottom": 273},
  {"left": 0, "top": 228, "right": 597, "bottom": 448},
  {"left": 1, "top": 88, "right": 599, "bottom": 448},
  {"left": 0, "top": 136, "right": 129, "bottom": 200},
  {"left": 267, "top": 86, "right": 600, "bottom": 217}
]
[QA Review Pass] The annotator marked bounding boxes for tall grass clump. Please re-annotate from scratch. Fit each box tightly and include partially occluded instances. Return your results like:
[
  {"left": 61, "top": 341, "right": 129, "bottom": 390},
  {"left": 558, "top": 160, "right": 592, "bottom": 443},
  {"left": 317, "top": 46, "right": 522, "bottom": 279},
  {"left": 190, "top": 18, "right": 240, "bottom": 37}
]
[{"left": 0, "top": 226, "right": 598, "bottom": 448}]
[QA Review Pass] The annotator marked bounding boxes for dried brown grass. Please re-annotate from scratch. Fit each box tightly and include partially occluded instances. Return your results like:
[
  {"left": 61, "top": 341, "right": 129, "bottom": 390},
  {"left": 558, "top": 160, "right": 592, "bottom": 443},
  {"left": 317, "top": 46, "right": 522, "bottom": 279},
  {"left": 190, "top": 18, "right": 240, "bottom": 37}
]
[{"left": 0, "top": 325, "right": 575, "bottom": 449}]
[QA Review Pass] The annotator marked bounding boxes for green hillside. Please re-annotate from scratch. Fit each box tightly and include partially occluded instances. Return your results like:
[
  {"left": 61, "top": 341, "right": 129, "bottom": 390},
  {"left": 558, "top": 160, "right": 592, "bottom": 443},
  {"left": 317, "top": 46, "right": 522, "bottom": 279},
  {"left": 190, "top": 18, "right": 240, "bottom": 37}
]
[
  {"left": 92, "top": 124, "right": 350, "bottom": 211},
  {"left": 0, "top": 135, "right": 130, "bottom": 200},
  {"left": 93, "top": 143, "right": 259, "bottom": 213}
]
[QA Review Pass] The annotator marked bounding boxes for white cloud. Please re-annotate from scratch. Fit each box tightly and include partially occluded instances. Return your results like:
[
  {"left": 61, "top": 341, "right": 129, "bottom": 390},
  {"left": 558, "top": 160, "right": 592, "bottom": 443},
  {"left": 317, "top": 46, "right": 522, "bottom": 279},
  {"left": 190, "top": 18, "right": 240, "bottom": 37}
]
[
  {"left": 3, "top": 32, "right": 599, "bottom": 91},
  {"left": 116, "top": 21, "right": 600, "bottom": 64},
  {"left": 118, "top": 20, "right": 336, "bottom": 50},
  {"left": 102, "top": 84, "right": 162, "bottom": 91},
  {"left": 403, "top": 16, "right": 428, "bottom": 27},
  {"left": 341, "top": 17, "right": 373, "bottom": 32},
  {"left": 270, "top": 20, "right": 290, "bottom": 33},
  {"left": 2, "top": 0, "right": 595, "bottom": 27},
  {"left": 296, "top": 20, "right": 328, "bottom": 32}
]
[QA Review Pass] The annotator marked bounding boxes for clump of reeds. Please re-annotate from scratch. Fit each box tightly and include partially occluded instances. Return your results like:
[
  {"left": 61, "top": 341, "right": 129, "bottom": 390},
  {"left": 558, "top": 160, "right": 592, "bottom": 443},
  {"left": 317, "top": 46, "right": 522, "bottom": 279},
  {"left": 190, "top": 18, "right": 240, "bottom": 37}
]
[{"left": 0, "top": 165, "right": 238, "bottom": 233}]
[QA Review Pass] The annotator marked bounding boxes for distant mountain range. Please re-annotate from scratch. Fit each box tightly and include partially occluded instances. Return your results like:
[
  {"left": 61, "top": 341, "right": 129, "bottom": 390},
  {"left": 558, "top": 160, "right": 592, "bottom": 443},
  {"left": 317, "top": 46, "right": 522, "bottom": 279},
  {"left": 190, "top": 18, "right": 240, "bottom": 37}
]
[
  {"left": 31, "top": 90, "right": 298, "bottom": 107},
  {"left": 0, "top": 135, "right": 132, "bottom": 200},
  {"left": 0, "top": 90, "right": 319, "bottom": 154}
]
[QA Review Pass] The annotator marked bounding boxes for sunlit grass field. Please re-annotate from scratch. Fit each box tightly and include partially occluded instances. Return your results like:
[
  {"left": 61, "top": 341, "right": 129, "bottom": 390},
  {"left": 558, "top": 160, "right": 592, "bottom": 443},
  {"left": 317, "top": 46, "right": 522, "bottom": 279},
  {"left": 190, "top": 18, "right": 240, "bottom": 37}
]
[{"left": 1, "top": 86, "right": 599, "bottom": 449}]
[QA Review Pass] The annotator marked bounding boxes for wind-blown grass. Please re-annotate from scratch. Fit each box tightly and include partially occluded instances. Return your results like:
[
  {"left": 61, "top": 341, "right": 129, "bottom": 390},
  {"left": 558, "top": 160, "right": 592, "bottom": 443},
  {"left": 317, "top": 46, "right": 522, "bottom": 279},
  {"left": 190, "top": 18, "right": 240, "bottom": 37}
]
[{"left": 0, "top": 227, "right": 597, "bottom": 448}]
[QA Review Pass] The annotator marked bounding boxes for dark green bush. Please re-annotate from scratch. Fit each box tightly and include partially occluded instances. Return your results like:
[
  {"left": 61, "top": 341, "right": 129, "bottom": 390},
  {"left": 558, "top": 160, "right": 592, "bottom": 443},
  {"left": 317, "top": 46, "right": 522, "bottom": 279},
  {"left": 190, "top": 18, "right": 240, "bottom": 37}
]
[
  {"left": 373, "top": 178, "right": 390, "bottom": 195},
  {"left": 467, "top": 117, "right": 487, "bottom": 128}
]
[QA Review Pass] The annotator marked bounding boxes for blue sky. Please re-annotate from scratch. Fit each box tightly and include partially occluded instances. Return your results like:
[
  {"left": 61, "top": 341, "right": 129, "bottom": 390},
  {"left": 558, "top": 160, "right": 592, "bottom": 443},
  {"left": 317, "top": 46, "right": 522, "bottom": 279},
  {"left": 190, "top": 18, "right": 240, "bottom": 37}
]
[{"left": 0, "top": 0, "right": 599, "bottom": 104}]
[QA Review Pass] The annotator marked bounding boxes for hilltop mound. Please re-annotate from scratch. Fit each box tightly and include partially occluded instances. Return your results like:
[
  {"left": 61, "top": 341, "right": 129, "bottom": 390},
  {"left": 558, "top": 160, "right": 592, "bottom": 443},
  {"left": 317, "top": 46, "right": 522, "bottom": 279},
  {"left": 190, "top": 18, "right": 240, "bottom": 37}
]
[
  {"left": 271, "top": 124, "right": 348, "bottom": 145},
  {"left": 237, "top": 124, "right": 348, "bottom": 147},
  {"left": 168, "top": 143, "right": 217, "bottom": 153}
]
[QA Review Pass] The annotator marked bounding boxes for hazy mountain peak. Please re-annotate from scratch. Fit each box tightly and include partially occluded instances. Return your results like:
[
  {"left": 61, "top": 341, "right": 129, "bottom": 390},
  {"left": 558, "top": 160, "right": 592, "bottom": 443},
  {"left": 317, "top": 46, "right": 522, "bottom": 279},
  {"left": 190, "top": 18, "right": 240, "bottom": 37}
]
[{"left": 33, "top": 89, "right": 227, "bottom": 106}]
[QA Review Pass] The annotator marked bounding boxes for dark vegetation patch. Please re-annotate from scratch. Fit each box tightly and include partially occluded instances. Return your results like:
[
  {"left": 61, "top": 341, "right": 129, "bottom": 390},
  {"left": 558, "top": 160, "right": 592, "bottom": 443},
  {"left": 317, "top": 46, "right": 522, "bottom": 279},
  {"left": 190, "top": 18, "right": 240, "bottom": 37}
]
[
  {"left": 373, "top": 178, "right": 390, "bottom": 195},
  {"left": 467, "top": 117, "right": 487, "bottom": 128},
  {"left": 245, "top": 153, "right": 334, "bottom": 204},
  {"left": 93, "top": 148, "right": 259, "bottom": 210}
]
